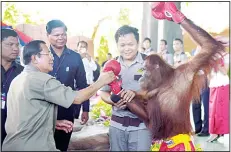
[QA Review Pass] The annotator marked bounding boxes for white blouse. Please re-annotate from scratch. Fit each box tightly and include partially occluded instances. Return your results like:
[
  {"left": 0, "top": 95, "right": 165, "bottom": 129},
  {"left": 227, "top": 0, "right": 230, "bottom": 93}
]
[{"left": 209, "top": 54, "right": 229, "bottom": 88}]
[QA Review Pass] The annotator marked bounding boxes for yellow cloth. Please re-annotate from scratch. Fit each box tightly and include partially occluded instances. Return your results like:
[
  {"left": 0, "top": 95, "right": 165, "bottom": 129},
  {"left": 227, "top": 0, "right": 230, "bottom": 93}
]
[{"left": 150, "top": 134, "right": 202, "bottom": 151}]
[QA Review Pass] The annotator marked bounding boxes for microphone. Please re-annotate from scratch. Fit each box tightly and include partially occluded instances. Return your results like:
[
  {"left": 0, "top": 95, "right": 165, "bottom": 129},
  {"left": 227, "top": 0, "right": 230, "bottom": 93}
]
[
  {"left": 110, "top": 94, "right": 121, "bottom": 103},
  {"left": 110, "top": 90, "right": 130, "bottom": 111}
]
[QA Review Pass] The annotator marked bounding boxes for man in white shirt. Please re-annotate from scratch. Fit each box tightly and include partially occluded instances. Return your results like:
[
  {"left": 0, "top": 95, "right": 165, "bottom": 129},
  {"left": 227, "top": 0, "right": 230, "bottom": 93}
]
[{"left": 77, "top": 41, "right": 97, "bottom": 85}]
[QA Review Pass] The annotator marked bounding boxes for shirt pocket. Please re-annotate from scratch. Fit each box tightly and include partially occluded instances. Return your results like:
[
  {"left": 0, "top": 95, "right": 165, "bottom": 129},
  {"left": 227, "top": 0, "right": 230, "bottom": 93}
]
[{"left": 66, "top": 66, "right": 76, "bottom": 78}]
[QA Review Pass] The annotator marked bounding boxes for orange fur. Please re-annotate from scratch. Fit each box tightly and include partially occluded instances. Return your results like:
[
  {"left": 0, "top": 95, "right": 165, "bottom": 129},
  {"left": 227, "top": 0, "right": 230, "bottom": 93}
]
[{"left": 126, "top": 18, "right": 226, "bottom": 140}]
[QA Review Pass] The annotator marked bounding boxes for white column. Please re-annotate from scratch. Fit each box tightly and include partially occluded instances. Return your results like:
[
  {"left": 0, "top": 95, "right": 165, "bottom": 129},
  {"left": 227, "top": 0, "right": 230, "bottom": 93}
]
[
  {"left": 141, "top": 2, "right": 158, "bottom": 51},
  {"left": 157, "top": 20, "right": 164, "bottom": 53}
]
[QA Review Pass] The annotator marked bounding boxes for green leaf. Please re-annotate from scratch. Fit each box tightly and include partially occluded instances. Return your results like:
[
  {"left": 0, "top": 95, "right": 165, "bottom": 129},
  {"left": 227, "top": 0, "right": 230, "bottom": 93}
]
[
  {"left": 96, "top": 36, "right": 110, "bottom": 66},
  {"left": 117, "top": 8, "right": 131, "bottom": 26},
  {"left": 3, "top": 2, "right": 42, "bottom": 26}
]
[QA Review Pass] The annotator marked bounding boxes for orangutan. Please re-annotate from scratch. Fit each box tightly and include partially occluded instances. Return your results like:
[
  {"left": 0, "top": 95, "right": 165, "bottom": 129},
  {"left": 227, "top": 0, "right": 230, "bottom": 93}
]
[{"left": 124, "top": 2, "right": 226, "bottom": 151}]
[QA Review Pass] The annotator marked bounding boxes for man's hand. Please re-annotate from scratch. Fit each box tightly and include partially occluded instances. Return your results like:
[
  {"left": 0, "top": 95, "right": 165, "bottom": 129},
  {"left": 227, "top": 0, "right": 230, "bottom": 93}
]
[
  {"left": 97, "top": 71, "right": 116, "bottom": 86},
  {"left": 120, "top": 90, "right": 136, "bottom": 103},
  {"left": 80, "top": 112, "right": 89, "bottom": 125},
  {"left": 56, "top": 120, "right": 73, "bottom": 133},
  {"left": 113, "top": 89, "right": 136, "bottom": 109},
  {"left": 114, "top": 99, "right": 127, "bottom": 110}
]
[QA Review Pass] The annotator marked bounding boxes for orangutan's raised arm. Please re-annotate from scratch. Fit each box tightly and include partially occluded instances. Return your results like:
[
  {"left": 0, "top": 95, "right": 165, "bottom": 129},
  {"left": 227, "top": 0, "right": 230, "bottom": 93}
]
[{"left": 180, "top": 19, "right": 225, "bottom": 74}]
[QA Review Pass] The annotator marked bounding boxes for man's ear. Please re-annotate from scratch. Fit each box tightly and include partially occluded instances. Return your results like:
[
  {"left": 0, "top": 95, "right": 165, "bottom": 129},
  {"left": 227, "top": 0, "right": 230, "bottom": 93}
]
[{"left": 31, "top": 55, "right": 38, "bottom": 64}]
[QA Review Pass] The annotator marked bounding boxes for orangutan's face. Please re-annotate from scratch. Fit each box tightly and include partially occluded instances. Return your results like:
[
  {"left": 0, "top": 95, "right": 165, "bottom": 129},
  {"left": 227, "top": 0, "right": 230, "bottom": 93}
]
[{"left": 139, "top": 55, "right": 163, "bottom": 91}]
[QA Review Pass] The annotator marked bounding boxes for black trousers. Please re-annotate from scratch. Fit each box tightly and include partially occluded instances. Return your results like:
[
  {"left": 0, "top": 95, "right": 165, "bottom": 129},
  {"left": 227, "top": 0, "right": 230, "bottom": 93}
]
[
  {"left": 1, "top": 110, "right": 7, "bottom": 145},
  {"left": 54, "top": 105, "right": 75, "bottom": 151},
  {"left": 73, "top": 104, "right": 81, "bottom": 119},
  {"left": 192, "top": 87, "right": 210, "bottom": 133},
  {"left": 54, "top": 129, "right": 73, "bottom": 151},
  {"left": 54, "top": 105, "right": 83, "bottom": 151}
]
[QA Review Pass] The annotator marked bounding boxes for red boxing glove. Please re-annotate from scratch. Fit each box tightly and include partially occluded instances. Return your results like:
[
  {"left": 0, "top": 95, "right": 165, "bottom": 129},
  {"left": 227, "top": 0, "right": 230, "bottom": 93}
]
[
  {"left": 151, "top": 2, "right": 186, "bottom": 24},
  {"left": 109, "top": 80, "right": 122, "bottom": 95},
  {"left": 103, "top": 60, "right": 121, "bottom": 76},
  {"left": 151, "top": 2, "right": 172, "bottom": 21},
  {"left": 103, "top": 60, "right": 122, "bottom": 95}
]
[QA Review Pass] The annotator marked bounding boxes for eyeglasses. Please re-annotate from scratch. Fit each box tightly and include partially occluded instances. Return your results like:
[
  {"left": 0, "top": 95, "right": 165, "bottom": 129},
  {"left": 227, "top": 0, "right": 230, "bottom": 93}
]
[{"left": 38, "top": 52, "right": 54, "bottom": 58}]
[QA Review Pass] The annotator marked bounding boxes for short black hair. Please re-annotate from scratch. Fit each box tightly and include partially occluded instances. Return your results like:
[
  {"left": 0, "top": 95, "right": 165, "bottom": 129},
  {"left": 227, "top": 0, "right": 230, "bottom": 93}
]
[
  {"left": 1, "top": 29, "right": 18, "bottom": 42},
  {"left": 46, "top": 20, "right": 67, "bottom": 34},
  {"left": 143, "top": 37, "right": 151, "bottom": 43},
  {"left": 160, "top": 39, "right": 167, "bottom": 45},
  {"left": 108, "top": 53, "right": 112, "bottom": 56},
  {"left": 77, "top": 41, "right": 88, "bottom": 49},
  {"left": 174, "top": 38, "right": 183, "bottom": 44},
  {"left": 114, "top": 25, "right": 139, "bottom": 43},
  {"left": 23, "top": 40, "right": 46, "bottom": 65}
]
